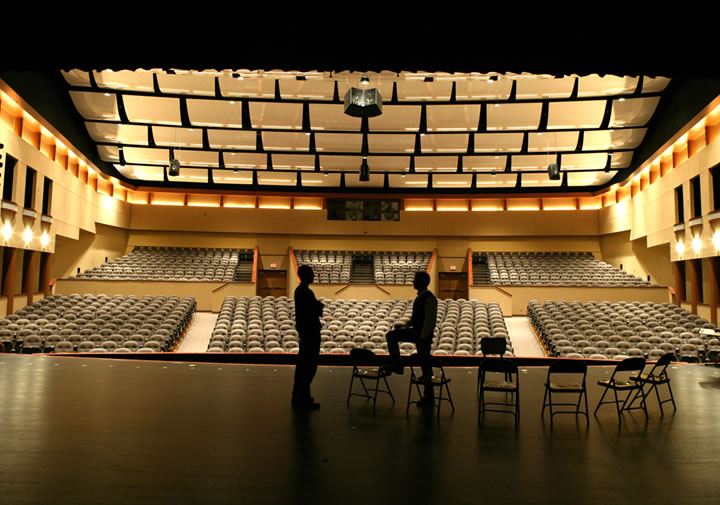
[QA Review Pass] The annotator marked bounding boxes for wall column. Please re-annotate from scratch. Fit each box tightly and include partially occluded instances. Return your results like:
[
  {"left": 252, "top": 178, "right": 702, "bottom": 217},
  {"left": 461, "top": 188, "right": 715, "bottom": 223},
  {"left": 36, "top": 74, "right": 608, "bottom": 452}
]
[
  {"left": 688, "top": 258, "right": 701, "bottom": 315},
  {"left": 22, "top": 250, "right": 36, "bottom": 306},
  {"left": 709, "top": 257, "right": 720, "bottom": 325},
  {"left": 39, "top": 252, "right": 51, "bottom": 297},
  {"left": 673, "top": 260, "right": 686, "bottom": 306},
  {"left": 2, "top": 247, "right": 17, "bottom": 314}
]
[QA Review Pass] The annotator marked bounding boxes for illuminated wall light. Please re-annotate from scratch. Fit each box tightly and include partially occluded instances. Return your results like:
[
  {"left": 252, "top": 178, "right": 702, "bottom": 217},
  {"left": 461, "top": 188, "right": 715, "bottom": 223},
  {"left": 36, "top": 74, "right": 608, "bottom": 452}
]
[
  {"left": 223, "top": 203, "right": 256, "bottom": 208},
  {"left": 676, "top": 240, "right": 685, "bottom": 256},
  {"left": 150, "top": 201, "right": 184, "bottom": 206},
  {"left": 692, "top": 236, "right": 702, "bottom": 253},
  {"left": 41, "top": 231, "right": 49, "bottom": 247},
  {"left": 294, "top": 206, "right": 322, "bottom": 210},
  {"left": 713, "top": 232, "right": 720, "bottom": 250},
  {"left": 187, "top": 202, "right": 221, "bottom": 208},
  {"left": 23, "top": 227, "right": 32, "bottom": 244},
  {"left": 2, "top": 222, "right": 12, "bottom": 240},
  {"left": 258, "top": 205, "right": 291, "bottom": 209}
]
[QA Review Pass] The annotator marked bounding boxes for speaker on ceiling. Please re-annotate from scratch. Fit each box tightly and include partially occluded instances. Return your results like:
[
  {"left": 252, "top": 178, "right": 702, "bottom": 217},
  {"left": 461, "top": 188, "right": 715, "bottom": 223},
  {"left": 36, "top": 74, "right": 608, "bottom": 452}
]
[
  {"left": 548, "top": 163, "right": 560, "bottom": 180},
  {"left": 168, "top": 159, "right": 180, "bottom": 177},
  {"left": 344, "top": 88, "right": 383, "bottom": 117}
]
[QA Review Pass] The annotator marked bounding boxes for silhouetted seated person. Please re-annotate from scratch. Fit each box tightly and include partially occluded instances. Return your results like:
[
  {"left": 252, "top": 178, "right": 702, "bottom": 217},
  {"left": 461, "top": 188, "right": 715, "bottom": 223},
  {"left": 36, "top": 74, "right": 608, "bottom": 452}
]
[
  {"left": 292, "top": 265, "right": 324, "bottom": 410},
  {"left": 382, "top": 271, "right": 437, "bottom": 407}
]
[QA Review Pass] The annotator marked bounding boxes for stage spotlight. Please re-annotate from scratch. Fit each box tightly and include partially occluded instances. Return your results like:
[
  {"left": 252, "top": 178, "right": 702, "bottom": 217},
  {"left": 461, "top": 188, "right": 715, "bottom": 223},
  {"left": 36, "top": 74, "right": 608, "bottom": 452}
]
[
  {"left": 168, "top": 159, "right": 180, "bottom": 177},
  {"left": 360, "top": 158, "right": 370, "bottom": 181},
  {"left": 548, "top": 163, "right": 560, "bottom": 180}
]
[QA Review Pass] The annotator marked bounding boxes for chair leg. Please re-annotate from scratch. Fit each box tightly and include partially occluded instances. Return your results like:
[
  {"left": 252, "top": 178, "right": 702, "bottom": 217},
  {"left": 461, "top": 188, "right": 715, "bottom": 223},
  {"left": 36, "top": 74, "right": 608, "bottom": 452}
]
[
  {"left": 347, "top": 375, "right": 355, "bottom": 405},
  {"left": 594, "top": 387, "right": 609, "bottom": 415}
]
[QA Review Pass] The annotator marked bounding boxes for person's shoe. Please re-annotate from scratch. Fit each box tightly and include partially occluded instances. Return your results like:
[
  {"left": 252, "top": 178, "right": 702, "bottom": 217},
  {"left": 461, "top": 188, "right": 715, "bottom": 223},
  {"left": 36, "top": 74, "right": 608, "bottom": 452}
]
[
  {"left": 416, "top": 374, "right": 434, "bottom": 384},
  {"left": 416, "top": 397, "right": 435, "bottom": 408},
  {"left": 381, "top": 365, "right": 404, "bottom": 375}
]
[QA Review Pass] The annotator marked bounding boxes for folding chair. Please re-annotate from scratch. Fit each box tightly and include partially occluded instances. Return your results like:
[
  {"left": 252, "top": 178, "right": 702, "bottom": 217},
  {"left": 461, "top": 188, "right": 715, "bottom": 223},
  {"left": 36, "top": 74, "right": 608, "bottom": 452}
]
[
  {"left": 541, "top": 360, "right": 589, "bottom": 428},
  {"left": 347, "top": 348, "right": 394, "bottom": 410},
  {"left": 594, "top": 357, "right": 647, "bottom": 422},
  {"left": 406, "top": 355, "right": 454, "bottom": 417},
  {"left": 478, "top": 358, "right": 520, "bottom": 429},
  {"left": 477, "top": 337, "right": 508, "bottom": 394},
  {"left": 627, "top": 352, "right": 677, "bottom": 415}
]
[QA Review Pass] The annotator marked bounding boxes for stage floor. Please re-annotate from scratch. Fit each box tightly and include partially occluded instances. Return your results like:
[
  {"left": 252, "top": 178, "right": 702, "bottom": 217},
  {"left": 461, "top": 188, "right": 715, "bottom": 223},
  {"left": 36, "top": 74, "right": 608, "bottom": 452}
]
[{"left": 1, "top": 354, "right": 719, "bottom": 505}]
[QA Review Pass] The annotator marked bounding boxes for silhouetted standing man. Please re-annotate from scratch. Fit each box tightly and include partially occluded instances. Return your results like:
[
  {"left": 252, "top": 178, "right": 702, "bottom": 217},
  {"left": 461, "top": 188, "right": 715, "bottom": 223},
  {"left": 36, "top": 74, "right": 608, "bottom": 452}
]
[
  {"left": 292, "top": 265, "right": 324, "bottom": 410},
  {"left": 383, "top": 271, "right": 437, "bottom": 406}
]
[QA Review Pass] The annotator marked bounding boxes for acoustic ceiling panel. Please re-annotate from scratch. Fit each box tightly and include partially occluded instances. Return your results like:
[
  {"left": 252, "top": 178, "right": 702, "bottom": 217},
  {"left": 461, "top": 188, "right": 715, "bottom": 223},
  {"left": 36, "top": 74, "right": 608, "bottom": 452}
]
[
  {"left": 415, "top": 156, "right": 459, "bottom": 172},
  {"left": 582, "top": 128, "right": 647, "bottom": 151},
  {"left": 176, "top": 149, "right": 219, "bottom": 167},
  {"left": 278, "top": 79, "right": 334, "bottom": 100},
  {"left": 309, "top": 104, "right": 362, "bottom": 131},
  {"left": 473, "top": 133, "right": 524, "bottom": 152},
  {"left": 464, "top": 155, "right": 507, "bottom": 172},
  {"left": 368, "top": 134, "right": 416, "bottom": 153},
  {"left": 212, "top": 170, "right": 254, "bottom": 185},
  {"left": 367, "top": 156, "right": 410, "bottom": 172},
  {"left": 486, "top": 102, "right": 542, "bottom": 130},
  {"left": 520, "top": 172, "right": 563, "bottom": 187},
  {"left": 187, "top": 99, "right": 244, "bottom": 127},
  {"left": 171, "top": 167, "right": 209, "bottom": 184},
  {"left": 217, "top": 75, "right": 276, "bottom": 98},
  {"left": 388, "top": 174, "right": 428, "bottom": 188},
  {"left": 301, "top": 172, "right": 342, "bottom": 187},
  {"left": 609, "top": 96, "right": 661, "bottom": 127},
  {"left": 433, "top": 173, "right": 473, "bottom": 188},
  {"left": 249, "top": 102, "right": 303, "bottom": 129},
  {"left": 85, "top": 122, "right": 148, "bottom": 145},
  {"left": 69, "top": 91, "right": 120, "bottom": 121},
  {"left": 454, "top": 78, "right": 513, "bottom": 101},
  {"left": 567, "top": 170, "right": 617, "bottom": 186},
  {"left": 547, "top": 100, "right": 606, "bottom": 129},
  {"left": 207, "top": 130, "right": 256, "bottom": 150},
  {"left": 156, "top": 73, "right": 215, "bottom": 96},
  {"left": 511, "top": 154, "right": 559, "bottom": 171},
  {"left": 92, "top": 69, "right": 155, "bottom": 92},
  {"left": 271, "top": 153, "right": 315, "bottom": 170},
  {"left": 116, "top": 164, "right": 165, "bottom": 181},
  {"left": 369, "top": 105, "right": 421, "bottom": 131},
  {"left": 262, "top": 131, "right": 311, "bottom": 151},
  {"left": 527, "top": 131, "right": 580, "bottom": 152},
  {"left": 476, "top": 173, "right": 517, "bottom": 188},
  {"left": 560, "top": 152, "right": 609, "bottom": 170},
  {"left": 514, "top": 76, "right": 576, "bottom": 99},
  {"left": 315, "top": 132, "right": 363, "bottom": 152},
  {"left": 122, "top": 146, "right": 170, "bottom": 165},
  {"left": 222, "top": 152, "right": 267, "bottom": 169},
  {"left": 396, "top": 79, "right": 454, "bottom": 101},
  {"left": 122, "top": 95, "right": 181, "bottom": 125},
  {"left": 421, "top": 134, "right": 469, "bottom": 153},
  {"left": 426, "top": 104, "right": 481, "bottom": 131},
  {"left": 151, "top": 126, "right": 203, "bottom": 148},
  {"left": 257, "top": 172, "right": 298, "bottom": 186},
  {"left": 344, "top": 174, "right": 385, "bottom": 187},
  {"left": 577, "top": 75, "right": 639, "bottom": 97}
]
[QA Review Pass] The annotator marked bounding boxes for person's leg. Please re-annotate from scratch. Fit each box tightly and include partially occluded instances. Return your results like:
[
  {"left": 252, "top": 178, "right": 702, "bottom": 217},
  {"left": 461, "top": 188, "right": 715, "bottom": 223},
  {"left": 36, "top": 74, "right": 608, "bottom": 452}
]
[
  {"left": 416, "top": 337, "right": 434, "bottom": 399},
  {"left": 385, "top": 327, "right": 414, "bottom": 372},
  {"left": 304, "top": 334, "right": 321, "bottom": 398}
]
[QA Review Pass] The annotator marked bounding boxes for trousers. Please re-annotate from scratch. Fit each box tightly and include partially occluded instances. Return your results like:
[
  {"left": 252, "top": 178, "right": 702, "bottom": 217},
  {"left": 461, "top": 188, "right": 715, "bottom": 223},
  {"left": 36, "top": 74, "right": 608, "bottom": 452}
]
[
  {"left": 386, "top": 327, "right": 434, "bottom": 398},
  {"left": 292, "top": 332, "right": 320, "bottom": 401}
]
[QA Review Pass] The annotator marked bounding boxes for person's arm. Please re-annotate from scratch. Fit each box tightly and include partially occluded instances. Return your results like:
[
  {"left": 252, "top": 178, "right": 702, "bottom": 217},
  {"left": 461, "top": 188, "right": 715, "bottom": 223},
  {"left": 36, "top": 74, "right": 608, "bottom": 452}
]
[{"left": 420, "top": 296, "right": 437, "bottom": 341}]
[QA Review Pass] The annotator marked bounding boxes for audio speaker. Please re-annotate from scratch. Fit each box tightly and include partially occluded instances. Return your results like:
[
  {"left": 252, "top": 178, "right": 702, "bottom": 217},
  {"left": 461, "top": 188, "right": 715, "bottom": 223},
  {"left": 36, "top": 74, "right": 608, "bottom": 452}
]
[
  {"left": 344, "top": 88, "right": 382, "bottom": 117},
  {"left": 548, "top": 163, "right": 560, "bottom": 180},
  {"left": 168, "top": 159, "right": 180, "bottom": 177}
]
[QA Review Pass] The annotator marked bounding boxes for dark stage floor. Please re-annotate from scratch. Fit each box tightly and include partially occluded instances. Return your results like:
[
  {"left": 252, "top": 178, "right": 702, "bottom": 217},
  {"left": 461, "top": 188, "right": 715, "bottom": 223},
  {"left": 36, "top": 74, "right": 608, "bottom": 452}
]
[{"left": 1, "top": 354, "right": 719, "bottom": 505}]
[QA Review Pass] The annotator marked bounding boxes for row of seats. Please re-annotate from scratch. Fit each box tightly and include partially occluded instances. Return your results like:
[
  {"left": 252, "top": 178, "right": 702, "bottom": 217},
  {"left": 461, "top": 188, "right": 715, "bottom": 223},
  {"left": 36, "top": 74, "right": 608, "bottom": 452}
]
[
  {"left": 73, "top": 247, "right": 254, "bottom": 282},
  {"left": 207, "top": 296, "right": 513, "bottom": 356},
  {"left": 0, "top": 294, "right": 196, "bottom": 354},
  {"left": 474, "top": 252, "right": 651, "bottom": 287},
  {"left": 528, "top": 299, "right": 719, "bottom": 362},
  {"left": 294, "top": 250, "right": 431, "bottom": 285}
]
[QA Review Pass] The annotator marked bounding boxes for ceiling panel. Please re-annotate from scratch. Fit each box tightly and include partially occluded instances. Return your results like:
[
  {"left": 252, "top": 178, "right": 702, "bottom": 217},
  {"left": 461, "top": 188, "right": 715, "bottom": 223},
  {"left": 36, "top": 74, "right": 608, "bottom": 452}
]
[
  {"left": 151, "top": 126, "right": 203, "bottom": 148},
  {"left": 122, "top": 146, "right": 170, "bottom": 165},
  {"left": 344, "top": 174, "right": 385, "bottom": 187},
  {"left": 454, "top": 78, "right": 513, "bottom": 101},
  {"left": 415, "top": 156, "right": 458, "bottom": 172},
  {"left": 187, "top": 99, "right": 244, "bottom": 127},
  {"left": 577, "top": 75, "right": 639, "bottom": 97},
  {"left": 560, "top": 152, "right": 609, "bottom": 170},
  {"left": 511, "top": 154, "right": 558, "bottom": 171},
  {"left": 310, "top": 104, "right": 362, "bottom": 131},
  {"left": 217, "top": 75, "right": 275, "bottom": 98},
  {"left": 643, "top": 77, "right": 671, "bottom": 93},
  {"left": 249, "top": 102, "right": 303, "bottom": 129},
  {"left": 69, "top": 91, "right": 120, "bottom": 121},
  {"left": 583, "top": 128, "right": 647, "bottom": 150},
  {"left": 527, "top": 131, "right": 580, "bottom": 152},
  {"left": 301, "top": 172, "right": 342, "bottom": 187},
  {"left": 464, "top": 155, "right": 507, "bottom": 172},
  {"left": 92, "top": 70, "right": 155, "bottom": 92},
  {"left": 122, "top": 95, "right": 181, "bottom": 125},
  {"left": 474, "top": 133, "right": 524, "bottom": 152},
  {"left": 315, "top": 132, "right": 362, "bottom": 152},
  {"left": 567, "top": 171, "right": 617, "bottom": 186},
  {"left": 336, "top": 75, "right": 395, "bottom": 104},
  {"left": 368, "top": 134, "right": 415, "bottom": 153},
  {"left": 610, "top": 151, "right": 633, "bottom": 168},
  {"left": 367, "top": 156, "right": 410, "bottom": 172},
  {"left": 396, "top": 80, "right": 453, "bottom": 101},
  {"left": 262, "top": 131, "right": 311, "bottom": 151},
  {"left": 212, "top": 170, "right": 254, "bottom": 185},
  {"left": 520, "top": 172, "right": 563, "bottom": 187},
  {"left": 476, "top": 173, "right": 517, "bottom": 188},
  {"left": 116, "top": 164, "right": 164, "bottom": 181},
  {"left": 257, "top": 172, "right": 298, "bottom": 186},
  {"left": 369, "top": 105, "right": 421, "bottom": 132},
  {"left": 85, "top": 122, "right": 148, "bottom": 145},
  {"left": 515, "top": 76, "right": 576, "bottom": 99},
  {"left": 388, "top": 174, "right": 428, "bottom": 188},
  {"left": 421, "top": 134, "right": 469, "bottom": 153},
  {"left": 171, "top": 168, "right": 209, "bottom": 184},
  {"left": 271, "top": 153, "right": 315, "bottom": 170},
  {"left": 433, "top": 174, "right": 473, "bottom": 188},
  {"left": 176, "top": 150, "right": 218, "bottom": 167},
  {"left": 547, "top": 100, "right": 606, "bottom": 129},
  {"left": 207, "top": 130, "right": 256, "bottom": 150},
  {"left": 98, "top": 145, "right": 120, "bottom": 163},
  {"left": 609, "top": 97, "right": 661, "bottom": 127},
  {"left": 486, "top": 103, "right": 542, "bottom": 130},
  {"left": 320, "top": 155, "right": 362, "bottom": 171},
  {"left": 61, "top": 70, "right": 91, "bottom": 87},
  {"left": 222, "top": 152, "right": 267, "bottom": 169},
  {"left": 279, "top": 79, "right": 334, "bottom": 100},
  {"left": 156, "top": 73, "right": 215, "bottom": 95},
  {"left": 426, "top": 104, "right": 481, "bottom": 131}
]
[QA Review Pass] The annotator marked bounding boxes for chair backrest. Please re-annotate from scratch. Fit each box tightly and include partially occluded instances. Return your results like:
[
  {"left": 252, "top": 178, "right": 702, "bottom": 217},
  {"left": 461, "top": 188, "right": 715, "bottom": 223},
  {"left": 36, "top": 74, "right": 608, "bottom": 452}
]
[
  {"left": 480, "top": 337, "right": 506, "bottom": 356},
  {"left": 480, "top": 357, "right": 517, "bottom": 375},
  {"left": 614, "top": 356, "right": 646, "bottom": 373},
  {"left": 548, "top": 359, "right": 588, "bottom": 376},
  {"left": 349, "top": 347, "right": 379, "bottom": 366}
]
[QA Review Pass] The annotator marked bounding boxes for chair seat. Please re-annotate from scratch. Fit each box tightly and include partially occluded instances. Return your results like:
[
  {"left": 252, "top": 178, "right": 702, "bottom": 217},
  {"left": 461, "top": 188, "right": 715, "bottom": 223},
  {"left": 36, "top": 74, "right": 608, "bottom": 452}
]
[
  {"left": 597, "top": 378, "right": 636, "bottom": 389},
  {"left": 483, "top": 380, "right": 516, "bottom": 391},
  {"left": 355, "top": 367, "right": 390, "bottom": 379},
  {"left": 547, "top": 382, "right": 583, "bottom": 391}
]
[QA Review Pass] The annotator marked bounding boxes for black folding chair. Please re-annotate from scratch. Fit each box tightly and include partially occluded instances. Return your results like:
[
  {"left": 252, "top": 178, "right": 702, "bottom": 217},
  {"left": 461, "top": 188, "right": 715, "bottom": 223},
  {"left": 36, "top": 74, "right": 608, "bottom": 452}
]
[
  {"left": 347, "top": 348, "right": 394, "bottom": 410},
  {"left": 478, "top": 358, "right": 520, "bottom": 429},
  {"left": 594, "top": 357, "right": 647, "bottom": 422},
  {"left": 627, "top": 352, "right": 677, "bottom": 415},
  {"left": 541, "top": 360, "right": 589, "bottom": 428}
]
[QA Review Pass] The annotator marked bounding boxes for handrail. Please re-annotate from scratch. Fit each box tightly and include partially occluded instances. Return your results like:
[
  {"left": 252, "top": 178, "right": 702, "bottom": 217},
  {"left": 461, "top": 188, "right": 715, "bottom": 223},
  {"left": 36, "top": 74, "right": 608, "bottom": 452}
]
[
  {"left": 251, "top": 246, "right": 259, "bottom": 284},
  {"left": 493, "top": 286, "right": 512, "bottom": 297},
  {"left": 212, "top": 282, "right": 233, "bottom": 293},
  {"left": 467, "top": 248, "right": 473, "bottom": 287},
  {"left": 427, "top": 248, "right": 437, "bottom": 274},
  {"left": 289, "top": 246, "right": 300, "bottom": 283}
]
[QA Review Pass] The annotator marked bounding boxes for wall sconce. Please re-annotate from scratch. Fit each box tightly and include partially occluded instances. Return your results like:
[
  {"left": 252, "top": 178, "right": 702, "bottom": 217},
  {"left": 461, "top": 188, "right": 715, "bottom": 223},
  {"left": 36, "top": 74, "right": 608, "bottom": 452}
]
[
  {"left": 22, "top": 227, "right": 32, "bottom": 244},
  {"left": 692, "top": 236, "right": 702, "bottom": 253},
  {"left": 676, "top": 240, "right": 685, "bottom": 256},
  {"left": 2, "top": 221, "right": 12, "bottom": 240}
]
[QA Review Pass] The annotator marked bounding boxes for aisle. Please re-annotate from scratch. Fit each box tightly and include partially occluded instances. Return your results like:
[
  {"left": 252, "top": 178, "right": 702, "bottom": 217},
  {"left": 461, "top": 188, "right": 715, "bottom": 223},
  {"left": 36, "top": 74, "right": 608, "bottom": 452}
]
[
  {"left": 505, "top": 316, "right": 545, "bottom": 357},
  {"left": 176, "top": 312, "right": 218, "bottom": 352}
]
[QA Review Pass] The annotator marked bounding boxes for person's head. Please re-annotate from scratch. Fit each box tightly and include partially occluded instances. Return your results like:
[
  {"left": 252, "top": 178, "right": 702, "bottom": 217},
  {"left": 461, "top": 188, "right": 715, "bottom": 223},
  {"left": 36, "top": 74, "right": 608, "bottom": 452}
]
[
  {"left": 413, "top": 271, "right": 430, "bottom": 292},
  {"left": 298, "top": 264, "right": 315, "bottom": 284}
]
